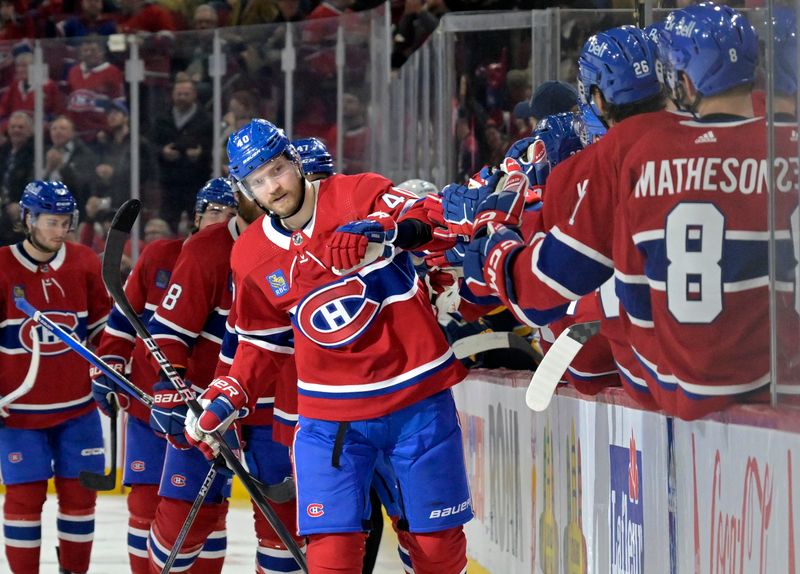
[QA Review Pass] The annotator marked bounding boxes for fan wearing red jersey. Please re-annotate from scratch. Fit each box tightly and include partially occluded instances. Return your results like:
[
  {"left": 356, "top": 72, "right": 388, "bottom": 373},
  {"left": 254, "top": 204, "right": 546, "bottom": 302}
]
[
  {"left": 90, "top": 178, "right": 237, "bottom": 574},
  {"left": 464, "top": 3, "right": 788, "bottom": 421},
  {"left": 0, "top": 181, "right": 110, "bottom": 574},
  {"left": 185, "top": 119, "right": 471, "bottom": 574}
]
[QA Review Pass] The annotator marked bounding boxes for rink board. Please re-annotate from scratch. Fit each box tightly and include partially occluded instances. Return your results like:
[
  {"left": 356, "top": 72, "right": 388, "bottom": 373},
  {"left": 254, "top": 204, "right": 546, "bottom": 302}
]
[{"left": 453, "top": 370, "right": 800, "bottom": 574}]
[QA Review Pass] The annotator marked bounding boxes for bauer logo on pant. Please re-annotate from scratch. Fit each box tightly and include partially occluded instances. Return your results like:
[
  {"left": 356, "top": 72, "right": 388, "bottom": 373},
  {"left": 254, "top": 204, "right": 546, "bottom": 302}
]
[{"left": 306, "top": 503, "right": 324, "bottom": 517}]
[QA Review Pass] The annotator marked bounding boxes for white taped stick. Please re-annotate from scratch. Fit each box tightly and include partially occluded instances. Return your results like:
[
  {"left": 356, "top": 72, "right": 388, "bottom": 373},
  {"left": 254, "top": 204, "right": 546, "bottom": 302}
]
[{"left": 525, "top": 321, "right": 600, "bottom": 411}]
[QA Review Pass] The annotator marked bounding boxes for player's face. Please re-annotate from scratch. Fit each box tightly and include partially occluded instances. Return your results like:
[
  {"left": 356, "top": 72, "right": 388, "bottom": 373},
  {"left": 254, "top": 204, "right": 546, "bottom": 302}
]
[
  {"left": 244, "top": 155, "right": 304, "bottom": 218},
  {"left": 197, "top": 202, "right": 236, "bottom": 229},
  {"left": 29, "top": 213, "right": 71, "bottom": 252}
]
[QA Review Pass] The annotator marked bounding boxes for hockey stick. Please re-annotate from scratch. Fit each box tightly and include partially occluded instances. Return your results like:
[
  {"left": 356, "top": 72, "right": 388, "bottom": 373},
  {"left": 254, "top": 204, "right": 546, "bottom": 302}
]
[
  {"left": 452, "top": 331, "right": 540, "bottom": 362},
  {"left": 0, "top": 296, "right": 40, "bottom": 412},
  {"left": 13, "top": 295, "right": 295, "bottom": 501},
  {"left": 79, "top": 395, "right": 118, "bottom": 491},
  {"left": 105, "top": 200, "right": 306, "bottom": 572},
  {"left": 526, "top": 321, "right": 601, "bottom": 411},
  {"left": 160, "top": 460, "right": 222, "bottom": 574}
]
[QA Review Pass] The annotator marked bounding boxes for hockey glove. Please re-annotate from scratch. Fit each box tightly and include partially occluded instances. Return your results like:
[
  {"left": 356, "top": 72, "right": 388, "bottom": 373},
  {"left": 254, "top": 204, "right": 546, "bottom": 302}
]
[
  {"left": 90, "top": 358, "right": 128, "bottom": 416},
  {"left": 440, "top": 178, "right": 495, "bottom": 236},
  {"left": 424, "top": 239, "right": 467, "bottom": 269},
  {"left": 184, "top": 376, "right": 249, "bottom": 460},
  {"left": 326, "top": 212, "right": 397, "bottom": 276},
  {"left": 422, "top": 193, "right": 446, "bottom": 228},
  {"left": 464, "top": 224, "right": 524, "bottom": 299},
  {"left": 505, "top": 136, "right": 549, "bottom": 195},
  {"left": 150, "top": 379, "right": 194, "bottom": 449},
  {"left": 472, "top": 170, "right": 529, "bottom": 236}
]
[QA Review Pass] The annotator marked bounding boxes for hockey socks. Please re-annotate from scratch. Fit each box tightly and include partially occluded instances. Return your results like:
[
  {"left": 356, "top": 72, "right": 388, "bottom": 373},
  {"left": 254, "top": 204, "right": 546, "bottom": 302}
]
[
  {"left": 147, "top": 497, "right": 228, "bottom": 574},
  {"left": 306, "top": 532, "right": 367, "bottom": 574},
  {"left": 254, "top": 498, "right": 305, "bottom": 574},
  {"left": 3, "top": 481, "right": 47, "bottom": 574},
  {"left": 127, "top": 484, "right": 160, "bottom": 574},
  {"left": 403, "top": 526, "right": 467, "bottom": 574},
  {"left": 54, "top": 477, "right": 97, "bottom": 574}
]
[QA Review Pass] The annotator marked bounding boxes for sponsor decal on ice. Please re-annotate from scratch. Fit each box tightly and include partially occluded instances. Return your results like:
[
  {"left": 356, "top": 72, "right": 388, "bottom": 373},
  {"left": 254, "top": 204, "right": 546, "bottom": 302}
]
[
  {"left": 564, "top": 421, "right": 587, "bottom": 574},
  {"left": 538, "top": 422, "right": 559, "bottom": 572},
  {"left": 489, "top": 402, "right": 522, "bottom": 558},
  {"left": 8, "top": 452, "right": 22, "bottom": 463},
  {"left": 610, "top": 430, "right": 644, "bottom": 574},
  {"left": 307, "top": 503, "right": 324, "bottom": 517},
  {"left": 131, "top": 461, "right": 146, "bottom": 472},
  {"left": 267, "top": 270, "right": 290, "bottom": 297},
  {"left": 171, "top": 474, "right": 187, "bottom": 487}
]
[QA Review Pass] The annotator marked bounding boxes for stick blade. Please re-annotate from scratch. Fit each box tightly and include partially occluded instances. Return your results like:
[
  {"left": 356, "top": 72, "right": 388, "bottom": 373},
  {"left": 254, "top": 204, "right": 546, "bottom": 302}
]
[
  {"left": 111, "top": 199, "right": 141, "bottom": 234},
  {"left": 526, "top": 321, "right": 600, "bottom": 411},
  {"left": 78, "top": 470, "right": 116, "bottom": 491}
]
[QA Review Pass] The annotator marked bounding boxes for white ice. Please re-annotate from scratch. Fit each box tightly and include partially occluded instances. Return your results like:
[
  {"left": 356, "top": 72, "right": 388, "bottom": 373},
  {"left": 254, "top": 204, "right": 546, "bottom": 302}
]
[{"left": 0, "top": 494, "right": 402, "bottom": 573}]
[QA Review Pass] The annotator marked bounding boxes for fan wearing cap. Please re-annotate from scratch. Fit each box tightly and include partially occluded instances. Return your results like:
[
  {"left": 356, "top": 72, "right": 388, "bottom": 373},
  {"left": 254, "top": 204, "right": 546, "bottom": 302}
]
[{"left": 512, "top": 80, "right": 579, "bottom": 136}]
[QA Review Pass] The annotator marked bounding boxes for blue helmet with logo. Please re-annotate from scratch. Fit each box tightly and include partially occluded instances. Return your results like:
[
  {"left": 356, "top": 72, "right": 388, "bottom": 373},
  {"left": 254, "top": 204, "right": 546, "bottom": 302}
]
[
  {"left": 643, "top": 21, "right": 669, "bottom": 84},
  {"left": 772, "top": 6, "right": 798, "bottom": 96},
  {"left": 661, "top": 3, "right": 757, "bottom": 98},
  {"left": 227, "top": 119, "right": 300, "bottom": 193},
  {"left": 20, "top": 180, "right": 78, "bottom": 228},
  {"left": 578, "top": 25, "right": 662, "bottom": 107},
  {"left": 293, "top": 137, "right": 334, "bottom": 176},
  {"left": 506, "top": 112, "right": 583, "bottom": 189},
  {"left": 195, "top": 177, "right": 237, "bottom": 214}
]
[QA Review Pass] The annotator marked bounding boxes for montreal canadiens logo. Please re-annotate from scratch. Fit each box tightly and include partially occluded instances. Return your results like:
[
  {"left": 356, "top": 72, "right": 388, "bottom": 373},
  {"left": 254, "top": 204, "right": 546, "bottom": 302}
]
[
  {"left": 8, "top": 452, "right": 22, "bottom": 463},
  {"left": 131, "top": 461, "right": 146, "bottom": 472},
  {"left": 20, "top": 313, "right": 79, "bottom": 356},
  {"left": 296, "top": 277, "right": 379, "bottom": 347},
  {"left": 307, "top": 503, "right": 324, "bottom": 517},
  {"left": 171, "top": 474, "right": 187, "bottom": 487}
]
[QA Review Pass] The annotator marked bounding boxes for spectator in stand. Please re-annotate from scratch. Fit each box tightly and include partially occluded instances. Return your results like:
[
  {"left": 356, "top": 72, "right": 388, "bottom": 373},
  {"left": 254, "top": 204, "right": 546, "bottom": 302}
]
[
  {"left": 219, "top": 89, "right": 258, "bottom": 157},
  {"left": 0, "top": 110, "right": 33, "bottom": 245},
  {"left": 151, "top": 76, "right": 213, "bottom": 228},
  {"left": 94, "top": 100, "right": 157, "bottom": 208},
  {"left": 43, "top": 116, "right": 98, "bottom": 213},
  {"left": 512, "top": 80, "right": 578, "bottom": 135},
  {"left": 66, "top": 36, "right": 125, "bottom": 143},
  {"left": 58, "top": 0, "right": 118, "bottom": 38},
  {"left": 77, "top": 195, "right": 112, "bottom": 253},
  {"left": 272, "top": 0, "right": 308, "bottom": 21},
  {"left": 172, "top": 3, "right": 219, "bottom": 104},
  {"left": 118, "top": 0, "right": 177, "bottom": 32},
  {"left": 226, "top": 0, "right": 278, "bottom": 26},
  {"left": 143, "top": 217, "right": 172, "bottom": 241},
  {"left": 0, "top": 111, "right": 33, "bottom": 206},
  {"left": 0, "top": 0, "right": 34, "bottom": 41},
  {"left": 342, "top": 91, "right": 369, "bottom": 173},
  {"left": 0, "top": 44, "right": 63, "bottom": 131},
  {"left": 391, "top": 0, "right": 446, "bottom": 68},
  {"left": 193, "top": 3, "right": 218, "bottom": 28}
]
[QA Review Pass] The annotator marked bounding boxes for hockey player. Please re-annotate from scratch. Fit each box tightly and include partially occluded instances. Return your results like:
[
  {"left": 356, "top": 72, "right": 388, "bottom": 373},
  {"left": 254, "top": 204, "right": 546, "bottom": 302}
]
[
  {"left": 90, "top": 177, "right": 237, "bottom": 574},
  {"left": 185, "top": 119, "right": 472, "bottom": 574},
  {"left": 463, "top": 3, "right": 781, "bottom": 420},
  {"left": 144, "top": 175, "right": 301, "bottom": 574},
  {"left": 0, "top": 181, "right": 110, "bottom": 574}
]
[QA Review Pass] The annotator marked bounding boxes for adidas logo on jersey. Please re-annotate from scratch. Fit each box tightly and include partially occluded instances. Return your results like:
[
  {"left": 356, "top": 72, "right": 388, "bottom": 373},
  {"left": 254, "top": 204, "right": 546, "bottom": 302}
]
[{"left": 694, "top": 131, "right": 716, "bottom": 144}]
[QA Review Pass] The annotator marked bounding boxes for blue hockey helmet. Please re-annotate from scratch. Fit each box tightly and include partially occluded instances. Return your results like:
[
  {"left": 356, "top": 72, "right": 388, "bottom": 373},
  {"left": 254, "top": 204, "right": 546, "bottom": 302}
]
[
  {"left": 578, "top": 25, "right": 662, "bottom": 107},
  {"left": 661, "top": 3, "right": 758, "bottom": 98},
  {"left": 643, "top": 21, "right": 669, "bottom": 84},
  {"left": 506, "top": 112, "right": 583, "bottom": 189},
  {"left": 195, "top": 177, "right": 237, "bottom": 214},
  {"left": 574, "top": 103, "right": 608, "bottom": 147},
  {"left": 771, "top": 6, "right": 798, "bottom": 96},
  {"left": 20, "top": 180, "right": 78, "bottom": 229},
  {"left": 293, "top": 137, "right": 334, "bottom": 176},
  {"left": 227, "top": 119, "right": 300, "bottom": 198},
  {"left": 398, "top": 179, "right": 438, "bottom": 197}
]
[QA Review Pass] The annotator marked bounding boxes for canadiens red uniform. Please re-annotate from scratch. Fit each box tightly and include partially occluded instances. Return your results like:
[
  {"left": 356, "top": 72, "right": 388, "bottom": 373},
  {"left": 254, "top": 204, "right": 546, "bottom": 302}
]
[
  {"left": 97, "top": 237, "right": 183, "bottom": 423},
  {"left": 0, "top": 242, "right": 109, "bottom": 428},
  {"left": 227, "top": 173, "right": 467, "bottom": 421},
  {"left": 492, "top": 110, "right": 795, "bottom": 420},
  {"left": 66, "top": 61, "right": 124, "bottom": 140}
]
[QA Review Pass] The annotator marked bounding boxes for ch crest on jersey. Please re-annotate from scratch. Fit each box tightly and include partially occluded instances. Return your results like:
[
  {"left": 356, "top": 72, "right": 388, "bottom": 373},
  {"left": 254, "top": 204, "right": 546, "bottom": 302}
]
[
  {"left": 267, "top": 270, "right": 290, "bottom": 297},
  {"left": 20, "top": 312, "right": 79, "bottom": 355},
  {"left": 295, "top": 276, "right": 380, "bottom": 348}
]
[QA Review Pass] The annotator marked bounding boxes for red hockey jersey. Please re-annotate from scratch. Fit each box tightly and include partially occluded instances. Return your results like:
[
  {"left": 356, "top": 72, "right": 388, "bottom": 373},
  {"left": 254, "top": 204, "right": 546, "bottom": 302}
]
[
  {"left": 228, "top": 173, "right": 467, "bottom": 422},
  {"left": 66, "top": 61, "right": 124, "bottom": 140},
  {"left": 498, "top": 110, "right": 793, "bottom": 419},
  {"left": 96, "top": 237, "right": 182, "bottom": 423},
  {"left": 0, "top": 242, "right": 110, "bottom": 429},
  {"left": 148, "top": 219, "right": 237, "bottom": 390}
]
